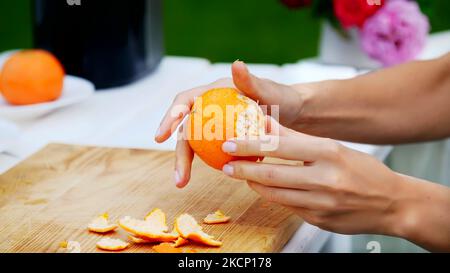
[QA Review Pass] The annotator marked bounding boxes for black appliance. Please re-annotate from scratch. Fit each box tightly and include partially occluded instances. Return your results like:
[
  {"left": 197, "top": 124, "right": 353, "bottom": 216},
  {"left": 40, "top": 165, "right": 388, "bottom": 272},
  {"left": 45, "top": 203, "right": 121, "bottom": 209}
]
[{"left": 33, "top": 0, "right": 163, "bottom": 89}]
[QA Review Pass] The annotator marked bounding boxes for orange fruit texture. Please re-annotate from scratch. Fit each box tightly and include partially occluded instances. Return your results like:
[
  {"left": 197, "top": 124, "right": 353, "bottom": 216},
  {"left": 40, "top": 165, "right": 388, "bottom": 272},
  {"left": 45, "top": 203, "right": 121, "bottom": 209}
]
[
  {"left": 0, "top": 49, "right": 65, "bottom": 105},
  {"left": 187, "top": 88, "right": 265, "bottom": 170}
]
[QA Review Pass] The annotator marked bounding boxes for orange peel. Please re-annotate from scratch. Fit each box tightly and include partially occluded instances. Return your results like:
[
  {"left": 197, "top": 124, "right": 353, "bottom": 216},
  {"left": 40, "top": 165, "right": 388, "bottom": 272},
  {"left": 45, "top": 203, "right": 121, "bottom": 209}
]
[
  {"left": 59, "top": 240, "right": 81, "bottom": 253},
  {"left": 128, "top": 235, "right": 156, "bottom": 244},
  {"left": 96, "top": 238, "right": 129, "bottom": 251},
  {"left": 171, "top": 229, "right": 189, "bottom": 247},
  {"left": 203, "top": 210, "right": 231, "bottom": 224},
  {"left": 152, "top": 242, "right": 183, "bottom": 253},
  {"left": 144, "top": 208, "right": 168, "bottom": 232},
  {"left": 88, "top": 213, "right": 118, "bottom": 233},
  {"left": 175, "top": 214, "right": 222, "bottom": 247},
  {"left": 119, "top": 216, "right": 178, "bottom": 242}
]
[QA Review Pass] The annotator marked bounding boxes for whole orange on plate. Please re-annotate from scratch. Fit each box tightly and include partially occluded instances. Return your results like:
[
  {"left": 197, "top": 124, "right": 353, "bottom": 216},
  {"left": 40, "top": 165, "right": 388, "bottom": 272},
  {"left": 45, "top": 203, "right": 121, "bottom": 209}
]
[
  {"left": 186, "top": 88, "right": 265, "bottom": 170},
  {"left": 0, "top": 49, "right": 64, "bottom": 105}
]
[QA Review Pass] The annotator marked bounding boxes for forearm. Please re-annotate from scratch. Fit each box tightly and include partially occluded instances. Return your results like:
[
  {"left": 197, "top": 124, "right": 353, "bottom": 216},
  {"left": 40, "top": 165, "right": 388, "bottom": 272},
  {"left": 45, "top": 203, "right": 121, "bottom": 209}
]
[
  {"left": 292, "top": 53, "right": 450, "bottom": 144},
  {"left": 390, "top": 175, "right": 450, "bottom": 252}
]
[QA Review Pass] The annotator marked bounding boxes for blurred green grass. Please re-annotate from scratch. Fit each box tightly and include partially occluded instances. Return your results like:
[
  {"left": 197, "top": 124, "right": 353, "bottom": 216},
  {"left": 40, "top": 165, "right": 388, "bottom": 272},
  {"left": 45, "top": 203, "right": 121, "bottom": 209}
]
[
  {"left": 0, "top": 1, "right": 33, "bottom": 53},
  {"left": 163, "top": 0, "right": 320, "bottom": 64},
  {"left": 0, "top": 0, "right": 449, "bottom": 64}
]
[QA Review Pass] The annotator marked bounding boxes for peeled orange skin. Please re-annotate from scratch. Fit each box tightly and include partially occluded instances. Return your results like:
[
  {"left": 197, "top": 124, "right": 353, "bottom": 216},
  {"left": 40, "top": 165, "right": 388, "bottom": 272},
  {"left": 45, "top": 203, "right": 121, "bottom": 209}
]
[
  {"left": 152, "top": 242, "right": 184, "bottom": 253},
  {"left": 0, "top": 50, "right": 64, "bottom": 105},
  {"left": 187, "top": 88, "right": 265, "bottom": 170},
  {"left": 96, "top": 238, "right": 129, "bottom": 251},
  {"left": 203, "top": 210, "right": 231, "bottom": 224},
  {"left": 118, "top": 216, "right": 178, "bottom": 242},
  {"left": 175, "top": 214, "right": 222, "bottom": 247},
  {"left": 87, "top": 212, "right": 118, "bottom": 233}
]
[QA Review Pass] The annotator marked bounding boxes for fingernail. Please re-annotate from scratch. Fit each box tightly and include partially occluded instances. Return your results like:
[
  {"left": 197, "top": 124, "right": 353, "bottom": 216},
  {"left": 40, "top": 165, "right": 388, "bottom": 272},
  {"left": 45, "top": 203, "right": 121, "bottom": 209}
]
[
  {"left": 222, "top": 164, "right": 234, "bottom": 176},
  {"left": 174, "top": 170, "right": 182, "bottom": 186},
  {"left": 222, "top": 141, "right": 237, "bottom": 153}
]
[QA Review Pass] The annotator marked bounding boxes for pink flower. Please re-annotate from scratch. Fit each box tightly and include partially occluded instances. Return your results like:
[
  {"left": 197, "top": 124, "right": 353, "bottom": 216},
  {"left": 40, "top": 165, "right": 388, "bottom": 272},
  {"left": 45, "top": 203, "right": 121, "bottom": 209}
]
[{"left": 360, "top": 0, "right": 429, "bottom": 66}]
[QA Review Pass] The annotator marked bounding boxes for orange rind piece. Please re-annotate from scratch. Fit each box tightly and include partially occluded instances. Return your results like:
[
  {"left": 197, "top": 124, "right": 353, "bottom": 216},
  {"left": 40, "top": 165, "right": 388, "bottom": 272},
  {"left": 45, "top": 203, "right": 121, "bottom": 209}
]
[
  {"left": 128, "top": 235, "right": 157, "bottom": 244},
  {"left": 96, "top": 238, "right": 129, "bottom": 251},
  {"left": 88, "top": 213, "right": 118, "bottom": 233},
  {"left": 59, "top": 240, "right": 81, "bottom": 253},
  {"left": 152, "top": 242, "right": 183, "bottom": 253},
  {"left": 119, "top": 216, "right": 178, "bottom": 242},
  {"left": 175, "top": 214, "right": 222, "bottom": 247},
  {"left": 144, "top": 208, "right": 168, "bottom": 232},
  {"left": 173, "top": 236, "right": 189, "bottom": 247},
  {"left": 171, "top": 229, "right": 189, "bottom": 247},
  {"left": 203, "top": 210, "right": 231, "bottom": 224}
]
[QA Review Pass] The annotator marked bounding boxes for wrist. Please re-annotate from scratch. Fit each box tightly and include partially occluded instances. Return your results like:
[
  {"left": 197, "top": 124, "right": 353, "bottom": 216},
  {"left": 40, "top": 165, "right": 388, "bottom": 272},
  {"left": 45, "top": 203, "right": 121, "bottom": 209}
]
[
  {"left": 382, "top": 173, "right": 420, "bottom": 239},
  {"left": 391, "top": 175, "right": 450, "bottom": 252},
  {"left": 290, "top": 79, "right": 348, "bottom": 129},
  {"left": 385, "top": 174, "right": 440, "bottom": 243}
]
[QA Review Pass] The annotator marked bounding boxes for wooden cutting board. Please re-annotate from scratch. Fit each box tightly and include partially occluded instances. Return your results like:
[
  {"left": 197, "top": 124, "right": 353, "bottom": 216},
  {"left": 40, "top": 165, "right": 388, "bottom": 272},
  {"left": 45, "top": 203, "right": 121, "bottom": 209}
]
[{"left": 0, "top": 143, "right": 302, "bottom": 253}]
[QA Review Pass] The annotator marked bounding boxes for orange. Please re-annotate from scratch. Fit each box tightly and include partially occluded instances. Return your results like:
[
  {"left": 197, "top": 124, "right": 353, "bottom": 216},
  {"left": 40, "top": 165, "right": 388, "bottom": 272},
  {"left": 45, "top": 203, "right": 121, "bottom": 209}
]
[
  {"left": 187, "top": 88, "right": 265, "bottom": 170},
  {"left": 0, "top": 49, "right": 64, "bottom": 105}
]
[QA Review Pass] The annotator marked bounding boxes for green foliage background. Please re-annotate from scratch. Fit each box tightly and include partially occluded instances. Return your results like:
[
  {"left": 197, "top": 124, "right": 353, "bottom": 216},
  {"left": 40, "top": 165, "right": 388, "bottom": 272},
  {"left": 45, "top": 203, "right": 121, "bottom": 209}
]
[{"left": 0, "top": 0, "right": 449, "bottom": 64}]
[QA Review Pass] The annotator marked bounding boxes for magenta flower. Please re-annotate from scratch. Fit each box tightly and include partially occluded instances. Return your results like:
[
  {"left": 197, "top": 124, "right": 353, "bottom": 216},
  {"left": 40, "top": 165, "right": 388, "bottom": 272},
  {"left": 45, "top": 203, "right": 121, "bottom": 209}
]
[{"left": 360, "top": 0, "right": 430, "bottom": 66}]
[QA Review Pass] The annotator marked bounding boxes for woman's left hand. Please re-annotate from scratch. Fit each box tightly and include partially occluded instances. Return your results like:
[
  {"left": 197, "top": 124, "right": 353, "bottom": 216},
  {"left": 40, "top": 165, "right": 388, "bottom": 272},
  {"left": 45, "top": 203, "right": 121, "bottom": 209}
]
[{"left": 221, "top": 119, "right": 407, "bottom": 236}]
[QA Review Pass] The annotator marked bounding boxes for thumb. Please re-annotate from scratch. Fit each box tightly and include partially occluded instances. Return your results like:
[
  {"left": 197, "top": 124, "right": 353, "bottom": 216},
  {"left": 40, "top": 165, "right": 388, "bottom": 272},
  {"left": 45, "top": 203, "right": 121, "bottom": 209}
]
[{"left": 231, "top": 60, "right": 264, "bottom": 101}]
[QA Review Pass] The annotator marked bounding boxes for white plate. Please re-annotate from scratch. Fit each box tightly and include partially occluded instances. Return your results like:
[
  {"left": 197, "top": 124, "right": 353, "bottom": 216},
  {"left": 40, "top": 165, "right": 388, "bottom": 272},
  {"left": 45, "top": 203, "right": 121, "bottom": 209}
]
[
  {"left": 0, "top": 75, "right": 95, "bottom": 121},
  {"left": 0, "top": 50, "right": 95, "bottom": 121}
]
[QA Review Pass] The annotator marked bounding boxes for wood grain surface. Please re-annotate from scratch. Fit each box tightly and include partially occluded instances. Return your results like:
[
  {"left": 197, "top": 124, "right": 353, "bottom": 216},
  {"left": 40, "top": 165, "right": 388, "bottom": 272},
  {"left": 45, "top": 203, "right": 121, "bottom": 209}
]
[{"left": 0, "top": 143, "right": 303, "bottom": 253}]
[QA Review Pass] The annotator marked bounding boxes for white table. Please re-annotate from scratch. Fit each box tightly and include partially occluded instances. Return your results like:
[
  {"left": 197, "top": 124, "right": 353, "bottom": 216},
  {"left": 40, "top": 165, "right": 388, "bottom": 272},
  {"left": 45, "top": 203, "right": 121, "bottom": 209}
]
[{"left": 0, "top": 55, "right": 393, "bottom": 252}]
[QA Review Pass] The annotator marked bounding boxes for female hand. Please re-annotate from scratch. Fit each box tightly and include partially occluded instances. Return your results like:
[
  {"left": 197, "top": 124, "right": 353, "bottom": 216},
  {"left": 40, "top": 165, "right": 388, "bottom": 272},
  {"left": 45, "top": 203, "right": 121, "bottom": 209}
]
[
  {"left": 221, "top": 118, "right": 409, "bottom": 236},
  {"left": 155, "top": 61, "right": 306, "bottom": 188}
]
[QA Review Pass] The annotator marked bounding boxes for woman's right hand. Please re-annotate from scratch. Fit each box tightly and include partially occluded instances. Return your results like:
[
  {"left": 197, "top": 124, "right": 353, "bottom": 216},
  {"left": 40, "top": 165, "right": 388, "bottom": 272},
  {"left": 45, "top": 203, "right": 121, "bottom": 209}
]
[{"left": 155, "top": 60, "right": 306, "bottom": 188}]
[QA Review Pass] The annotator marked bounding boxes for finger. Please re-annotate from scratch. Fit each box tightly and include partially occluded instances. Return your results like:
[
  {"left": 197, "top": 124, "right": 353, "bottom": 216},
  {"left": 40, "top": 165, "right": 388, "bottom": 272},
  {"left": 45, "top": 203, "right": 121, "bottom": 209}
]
[
  {"left": 224, "top": 161, "right": 326, "bottom": 190},
  {"left": 155, "top": 78, "right": 235, "bottom": 143},
  {"left": 265, "top": 115, "right": 289, "bottom": 136},
  {"left": 285, "top": 206, "right": 313, "bottom": 217},
  {"left": 247, "top": 181, "right": 335, "bottom": 210},
  {"left": 222, "top": 135, "right": 329, "bottom": 163},
  {"left": 225, "top": 117, "right": 339, "bottom": 162},
  {"left": 174, "top": 123, "right": 194, "bottom": 188},
  {"left": 231, "top": 60, "right": 259, "bottom": 100},
  {"left": 232, "top": 61, "right": 279, "bottom": 105},
  {"left": 155, "top": 90, "right": 199, "bottom": 143},
  {"left": 284, "top": 206, "right": 322, "bottom": 226}
]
